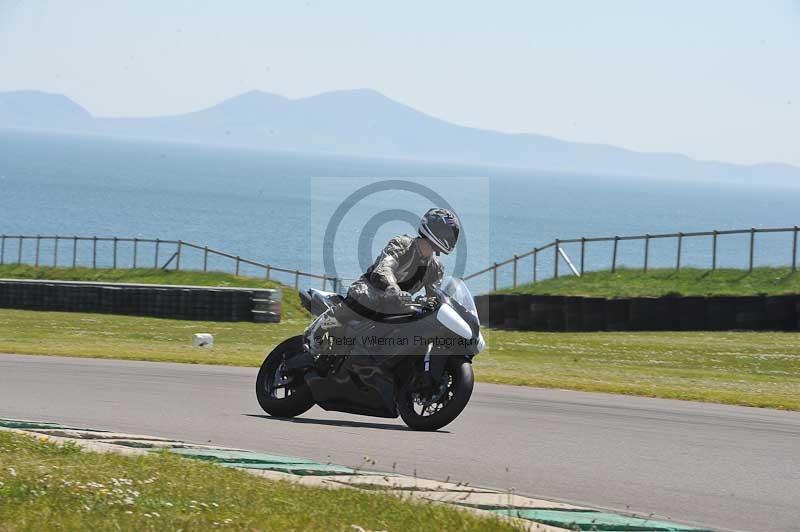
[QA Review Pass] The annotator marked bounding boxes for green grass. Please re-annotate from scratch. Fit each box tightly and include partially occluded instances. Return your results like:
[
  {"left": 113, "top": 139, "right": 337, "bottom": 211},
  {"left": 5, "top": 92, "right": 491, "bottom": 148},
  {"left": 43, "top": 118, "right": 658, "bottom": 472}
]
[
  {"left": 477, "top": 329, "right": 800, "bottom": 410},
  {"left": 0, "top": 309, "right": 302, "bottom": 367},
  {"left": 1, "top": 265, "right": 798, "bottom": 410},
  {"left": 500, "top": 267, "right": 800, "bottom": 297},
  {"left": 0, "top": 430, "right": 518, "bottom": 531}
]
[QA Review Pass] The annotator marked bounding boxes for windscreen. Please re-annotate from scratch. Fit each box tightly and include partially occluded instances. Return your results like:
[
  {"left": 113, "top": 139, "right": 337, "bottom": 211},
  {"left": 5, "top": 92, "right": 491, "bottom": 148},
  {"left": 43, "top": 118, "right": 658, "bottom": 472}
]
[{"left": 440, "top": 277, "right": 478, "bottom": 321}]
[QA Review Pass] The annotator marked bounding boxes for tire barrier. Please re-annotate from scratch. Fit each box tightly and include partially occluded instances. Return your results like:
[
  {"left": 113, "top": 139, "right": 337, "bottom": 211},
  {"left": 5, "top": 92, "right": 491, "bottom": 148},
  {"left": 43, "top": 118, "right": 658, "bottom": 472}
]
[
  {"left": 475, "top": 293, "right": 800, "bottom": 332},
  {"left": 766, "top": 295, "right": 797, "bottom": 331},
  {"left": 707, "top": 297, "right": 737, "bottom": 331},
  {"left": 516, "top": 295, "right": 533, "bottom": 330},
  {"left": 0, "top": 279, "right": 281, "bottom": 323},
  {"left": 679, "top": 297, "right": 707, "bottom": 331},
  {"left": 580, "top": 297, "right": 606, "bottom": 331},
  {"left": 735, "top": 297, "right": 766, "bottom": 331},
  {"left": 605, "top": 299, "right": 630, "bottom": 331},
  {"left": 629, "top": 297, "right": 657, "bottom": 331},
  {"left": 502, "top": 295, "right": 519, "bottom": 330},
  {"left": 489, "top": 295, "right": 506, "bottom": 329},
  {"left": 654, "top": 298, "right": 680, "bottom": 331}
]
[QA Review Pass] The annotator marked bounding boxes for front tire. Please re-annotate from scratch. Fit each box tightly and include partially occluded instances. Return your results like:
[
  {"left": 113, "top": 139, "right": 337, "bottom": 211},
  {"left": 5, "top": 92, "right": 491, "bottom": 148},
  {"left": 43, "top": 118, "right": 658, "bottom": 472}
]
[
  {"left": 256, "top": 335, "right": 315, "bottom": 418},
  {"left": 397, "top": 358, "right": 474, "bottom": 431}
]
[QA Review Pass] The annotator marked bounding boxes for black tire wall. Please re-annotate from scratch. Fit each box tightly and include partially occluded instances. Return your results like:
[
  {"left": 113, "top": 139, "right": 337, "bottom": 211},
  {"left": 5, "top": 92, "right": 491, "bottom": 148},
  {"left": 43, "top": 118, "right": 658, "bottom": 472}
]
[{"left": 474, "top": 293, "right": 800, "bottom": 332}]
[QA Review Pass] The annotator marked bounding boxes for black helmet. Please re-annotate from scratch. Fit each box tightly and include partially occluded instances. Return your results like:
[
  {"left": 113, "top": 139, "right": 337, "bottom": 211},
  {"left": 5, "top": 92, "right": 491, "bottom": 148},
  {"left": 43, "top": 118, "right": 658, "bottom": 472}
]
[{"left": 418, "top": 208, "right": 460, "bottom": 255}]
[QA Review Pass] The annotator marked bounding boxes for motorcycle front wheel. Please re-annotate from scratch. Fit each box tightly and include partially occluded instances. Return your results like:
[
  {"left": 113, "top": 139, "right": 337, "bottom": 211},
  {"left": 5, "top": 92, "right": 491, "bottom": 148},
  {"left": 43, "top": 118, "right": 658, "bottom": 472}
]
[
  {"left": 256, "top": 335, "right": 315, "bottom": 418},
  {"left": 397, "top": 357, "right": 474, "bottom": 431}
]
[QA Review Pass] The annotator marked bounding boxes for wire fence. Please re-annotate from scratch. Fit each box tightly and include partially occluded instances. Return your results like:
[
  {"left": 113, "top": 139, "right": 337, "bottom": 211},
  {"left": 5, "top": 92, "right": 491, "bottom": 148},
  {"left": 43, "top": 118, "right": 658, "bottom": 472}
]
[
  {"left": 464, "top": 225, "right": 800, "bottom": 292},
  {"left": 0, "top": 234, "right": 341, "bottom": 292},
  {"left": 5, "top": 226, "right": 798, "bottom": 296}
]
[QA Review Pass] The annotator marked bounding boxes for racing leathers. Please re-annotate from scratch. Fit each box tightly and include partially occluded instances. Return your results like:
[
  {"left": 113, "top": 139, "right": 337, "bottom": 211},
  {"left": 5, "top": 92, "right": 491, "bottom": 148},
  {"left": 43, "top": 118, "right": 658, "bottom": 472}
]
[
  {"left": 346, "top": 235, "right": 443, "bottom": 316},
  {"left": 308, "top": 235, "right": 443, "bottom": 357}
]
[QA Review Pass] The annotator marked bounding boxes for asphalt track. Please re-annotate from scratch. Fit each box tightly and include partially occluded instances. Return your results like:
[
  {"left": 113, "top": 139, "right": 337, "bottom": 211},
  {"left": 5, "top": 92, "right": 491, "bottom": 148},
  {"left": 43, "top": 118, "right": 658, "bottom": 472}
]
[{"left": 1, "top": 354, "right": 797, "bottom": 532}]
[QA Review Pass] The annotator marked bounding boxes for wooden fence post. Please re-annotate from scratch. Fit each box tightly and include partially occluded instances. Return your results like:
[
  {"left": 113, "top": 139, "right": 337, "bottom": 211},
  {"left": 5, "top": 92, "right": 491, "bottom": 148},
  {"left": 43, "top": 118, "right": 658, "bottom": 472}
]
[
  {"left": 712, "top": 230, "right": 718, "bottom": 271},
  {"left": 749, "top": 228, "right": 755, "bottom": 272},
  {"left": 611, "top": 236, "right": 619, "bottom": 273},
  {"left": 492, "top": 263, "right": 498, "bottom": 292},
  {"left": 72, "top": 237, "right": 78, "bottom": 268},
  {"left": 17, "top": 236, "right": 23, "bottom": 264},
  {"left": 554, "top": 240, "right": 560, "bottom": 279},
  {"left": 92, "top": 236, "right": 97, "bottom": 269},
  {"left": 176, "top": 241, "right": 183, "bottom": 271},
  {"left": 676, "top": 232, "right": 683, "bottom": 272},
  {"left": 35, "top": 235, "right": 41, "bottom": 267},
  {"left": 203, "top": 246, "right": 209, "bottom": 272},
  {"left": 1, "top": 235, "right": 5, "bottom": 265},
  {"left": 266, "top": 264, "right": 271, "bottom": 280},
  {"left": 322, "top": 274, "right": 327, "bottom": 290},
  {"left": 133, "top": 238, "right": 138, "bottom": 269},
  {"left": 154, "top": 239, "right": 160, "bottom": 269},
  {"left": 53, "top": 236, "right": 59, "bottom": 267},
  {"left": 113, "top": 237, "right": 118, "bottom": 269},
  {"left": 644, "top": 235, "right": 650, "bottom": 273},
  {"left": 512, "top": 255, "right": 518, "bottom": 288},
  {"left": 793, "top": 226, "right": 798, "bottom": 273},
  {"left": 533, "top": 249, "right": 538, "bottom": 283},
  {"left": 294, "top": 270, "right": 300, "bottom": 289},
  {"left": 235, "top": 256, "right": 241, "bottom": 276},
  {"left": 580, "top": 238, "right": 585, "bottom": 275}
]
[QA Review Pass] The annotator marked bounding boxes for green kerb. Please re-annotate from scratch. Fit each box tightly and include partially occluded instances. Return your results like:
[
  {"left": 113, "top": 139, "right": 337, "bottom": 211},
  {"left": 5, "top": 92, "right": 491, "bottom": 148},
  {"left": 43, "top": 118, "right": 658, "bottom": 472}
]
[{"left": 489, "top": 509, "right": 712, "bottom": 531}]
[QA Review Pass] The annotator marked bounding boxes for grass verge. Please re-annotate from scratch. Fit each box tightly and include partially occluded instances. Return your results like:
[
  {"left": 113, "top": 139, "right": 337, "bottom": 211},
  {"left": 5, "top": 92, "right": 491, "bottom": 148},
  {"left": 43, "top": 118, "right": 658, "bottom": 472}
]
[
  {"left": 0, "top": 430, "right": 518, "bottom": 531},
  {"left": 477, "top": 329, "right": 800, "bottom": 410},
  {"left": 500, "top": 267, "right": 800, "bottom": 297},
  {"left": 1, "top": 308, "right": 798, "bottom": 410}
]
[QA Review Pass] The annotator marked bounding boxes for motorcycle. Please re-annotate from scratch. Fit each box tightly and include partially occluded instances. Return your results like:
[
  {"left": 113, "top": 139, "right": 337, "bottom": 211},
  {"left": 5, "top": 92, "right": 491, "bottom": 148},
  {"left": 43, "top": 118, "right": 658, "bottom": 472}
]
[{"left": 255, "top": 278, "right": 485, "bottom": 431}]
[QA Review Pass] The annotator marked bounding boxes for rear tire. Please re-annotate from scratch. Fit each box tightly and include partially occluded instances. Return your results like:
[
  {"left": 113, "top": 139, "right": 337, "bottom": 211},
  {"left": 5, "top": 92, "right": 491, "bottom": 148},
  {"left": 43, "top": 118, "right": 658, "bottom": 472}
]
[
  {"left": 397, "top": 358, "right": 474, "bottom": 431},
  {"left": 256, "top": 335, "right": 315, "bottom": 418}
]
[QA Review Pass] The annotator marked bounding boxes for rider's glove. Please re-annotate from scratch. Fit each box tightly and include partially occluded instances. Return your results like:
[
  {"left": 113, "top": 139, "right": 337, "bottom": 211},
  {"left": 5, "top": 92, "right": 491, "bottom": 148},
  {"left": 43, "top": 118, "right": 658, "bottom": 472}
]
[
  {"left": 385, "top": 286, "right": 412, "bottom": 305},
  {"left": 396, "top": 291, "right": 413, "bottom": 304}
]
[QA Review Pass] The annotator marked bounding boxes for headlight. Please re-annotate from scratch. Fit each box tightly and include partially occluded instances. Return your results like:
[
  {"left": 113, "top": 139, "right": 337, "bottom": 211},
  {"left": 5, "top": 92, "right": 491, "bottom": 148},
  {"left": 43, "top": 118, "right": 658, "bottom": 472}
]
[{"left": 436, "top": 305, "right": 473, "bottom": 339}]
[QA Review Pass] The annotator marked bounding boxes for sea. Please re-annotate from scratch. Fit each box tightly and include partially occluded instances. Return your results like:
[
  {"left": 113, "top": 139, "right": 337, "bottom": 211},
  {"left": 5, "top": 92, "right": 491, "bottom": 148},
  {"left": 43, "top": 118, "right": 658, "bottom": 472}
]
[{"left": 1, "top": 129, "right": 798, "bottom": 293}]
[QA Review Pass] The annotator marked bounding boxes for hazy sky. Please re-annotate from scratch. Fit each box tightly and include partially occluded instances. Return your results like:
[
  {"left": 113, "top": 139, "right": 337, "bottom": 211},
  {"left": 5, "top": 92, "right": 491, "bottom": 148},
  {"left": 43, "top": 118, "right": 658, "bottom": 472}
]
[{"left": 1, "top": 1, "right": 798, "bottom": 166}]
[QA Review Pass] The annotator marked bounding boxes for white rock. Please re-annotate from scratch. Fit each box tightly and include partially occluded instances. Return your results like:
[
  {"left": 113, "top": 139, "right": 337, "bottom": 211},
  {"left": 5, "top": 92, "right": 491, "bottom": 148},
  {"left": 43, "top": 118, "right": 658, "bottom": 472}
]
[{"left": 193, "top": 333, "right": 214, "bottom": 348}]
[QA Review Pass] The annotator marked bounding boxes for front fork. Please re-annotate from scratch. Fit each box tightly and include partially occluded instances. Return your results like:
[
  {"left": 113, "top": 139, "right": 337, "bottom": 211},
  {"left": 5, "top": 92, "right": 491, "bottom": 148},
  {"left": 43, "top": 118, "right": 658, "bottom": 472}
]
[
  {"left": 416, "top": 345, "right": 454, "bottom": 401},
  {"left": 422, "top": 342, "right": 433, "bottom": 387}
]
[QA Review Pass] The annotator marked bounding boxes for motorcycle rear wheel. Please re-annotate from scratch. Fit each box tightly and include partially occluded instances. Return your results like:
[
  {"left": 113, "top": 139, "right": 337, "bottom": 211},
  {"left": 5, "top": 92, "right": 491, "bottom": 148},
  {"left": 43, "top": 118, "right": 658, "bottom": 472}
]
[
  {"left": 256, "top": 335, "right": 315, "bottom": 418},
  {"left": 397, "top": 358, "right": 474, "bottom": 431}
]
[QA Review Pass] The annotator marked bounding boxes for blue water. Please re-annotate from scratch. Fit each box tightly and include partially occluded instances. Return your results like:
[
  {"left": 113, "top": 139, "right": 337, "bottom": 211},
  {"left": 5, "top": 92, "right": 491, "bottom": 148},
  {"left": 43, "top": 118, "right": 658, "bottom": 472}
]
[{"left": 1, "top": 129, "right": 798, "bottom": 293}]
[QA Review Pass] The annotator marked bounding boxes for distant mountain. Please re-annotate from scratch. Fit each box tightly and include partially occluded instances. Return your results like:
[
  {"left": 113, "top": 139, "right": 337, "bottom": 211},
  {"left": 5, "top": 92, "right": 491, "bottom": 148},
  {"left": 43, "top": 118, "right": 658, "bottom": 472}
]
[
  {"left": 1, "top": 89, "right": 798, "bottom": 182},
  {"left": 0, "top": 91, "right": 92, "bottom": 129}
]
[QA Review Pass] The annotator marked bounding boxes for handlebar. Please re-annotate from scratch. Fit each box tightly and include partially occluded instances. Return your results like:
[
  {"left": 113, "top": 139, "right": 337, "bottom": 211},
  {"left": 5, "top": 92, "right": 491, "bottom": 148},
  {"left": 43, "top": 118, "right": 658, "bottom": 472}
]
[
  {"left": 411, "top": 295, "right": 439, "bottom": 312},
  {"left": 381, "top": 294, "right": 438, "bottom": 314}
]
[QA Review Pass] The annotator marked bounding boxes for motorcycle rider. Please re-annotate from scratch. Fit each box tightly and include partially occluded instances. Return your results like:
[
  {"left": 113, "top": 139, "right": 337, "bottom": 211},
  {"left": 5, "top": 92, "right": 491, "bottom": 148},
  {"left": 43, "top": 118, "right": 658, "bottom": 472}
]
[{"left": 320, "top": 207, "right": 461, "bottom": 342}]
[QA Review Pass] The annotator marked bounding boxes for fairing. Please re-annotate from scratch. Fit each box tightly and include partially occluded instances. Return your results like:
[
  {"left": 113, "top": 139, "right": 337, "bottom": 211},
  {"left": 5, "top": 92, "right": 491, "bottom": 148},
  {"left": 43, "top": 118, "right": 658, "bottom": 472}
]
[{"left": 440, "top": 278, "right": 479, "bottom": 323}]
